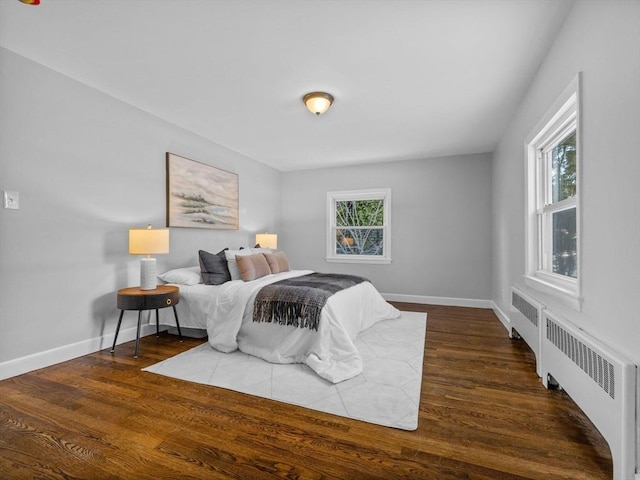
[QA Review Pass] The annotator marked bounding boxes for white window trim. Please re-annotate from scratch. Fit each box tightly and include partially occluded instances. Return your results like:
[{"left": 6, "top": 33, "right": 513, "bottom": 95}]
[
  {"left": 326, "top": 188, "right": 391, "bottom": 264},
  {"left": 524, "top": 73, "right": 582, "bottom": 311}
]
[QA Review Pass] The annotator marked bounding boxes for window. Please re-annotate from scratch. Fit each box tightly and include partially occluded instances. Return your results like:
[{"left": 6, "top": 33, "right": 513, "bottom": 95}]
[
  {"left": 525, "top": 74, "right": 581, "bottom": 309},
  {"left": 326, "top": 188, "right": 391, "bottom": 264}
]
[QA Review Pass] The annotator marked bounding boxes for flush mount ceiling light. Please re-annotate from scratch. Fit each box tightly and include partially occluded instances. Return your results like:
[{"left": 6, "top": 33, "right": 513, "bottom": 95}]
[{"left": 303, "top": 92, "right": 334, "bottom": 116}]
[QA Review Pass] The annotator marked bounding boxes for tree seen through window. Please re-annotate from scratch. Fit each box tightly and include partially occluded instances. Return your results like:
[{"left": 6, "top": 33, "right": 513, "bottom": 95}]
[
  {"left": 549, "top": 131, "right": 577, "bottom": 278},
  {"left": 335, "top": 199, "right": 384, "bottom": 256}
]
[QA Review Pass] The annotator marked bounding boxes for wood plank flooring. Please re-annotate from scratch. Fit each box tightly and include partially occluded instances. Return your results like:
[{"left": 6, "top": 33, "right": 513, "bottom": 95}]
[{"left": 0, "top": 304, "right": 612, "bottom": 479}]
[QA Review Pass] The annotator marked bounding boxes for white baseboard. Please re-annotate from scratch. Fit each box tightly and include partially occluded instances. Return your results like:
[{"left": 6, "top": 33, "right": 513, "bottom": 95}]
[
  {"left": 382, "top": 292, "right": 494, "bottom": 309},
  {"left": 0, "top": 324, "right": 164, "bottom": 381},
  {"left": 490, "top": 302, "right": 511, "bottom": 333},
  {"left": 382, "top": 293, "right": 512, "bottom": 334},
  {"left": 2, "top": 294, "right": 512, "bottom": 382}
]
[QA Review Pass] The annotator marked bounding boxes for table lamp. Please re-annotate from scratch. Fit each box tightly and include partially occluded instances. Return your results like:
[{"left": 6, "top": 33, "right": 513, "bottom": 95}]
[
  {"left": 129, "top": 224, "right": 169, "bottom": 290},
  {"left": 255, "top": 233, "right": 278, "bottom": 249}
]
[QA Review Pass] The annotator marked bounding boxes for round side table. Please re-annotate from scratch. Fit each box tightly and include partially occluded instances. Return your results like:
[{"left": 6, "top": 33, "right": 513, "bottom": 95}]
[{"left": 111, "top": 285, "right": 182, "bottom": 358}]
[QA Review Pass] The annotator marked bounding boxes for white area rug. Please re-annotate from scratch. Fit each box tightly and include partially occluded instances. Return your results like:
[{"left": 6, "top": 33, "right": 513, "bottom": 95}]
[{"left": 143, "top": 312, "right": 426, "bottom": 430}]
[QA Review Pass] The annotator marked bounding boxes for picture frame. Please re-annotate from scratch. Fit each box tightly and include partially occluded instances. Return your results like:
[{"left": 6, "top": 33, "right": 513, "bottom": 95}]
[{"left": 166, "top": 152, "right": 239, "bottom": 229}]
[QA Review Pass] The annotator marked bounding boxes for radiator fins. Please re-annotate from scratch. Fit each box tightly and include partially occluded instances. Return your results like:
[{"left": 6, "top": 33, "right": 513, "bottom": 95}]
[
  {"left": 512, "top": 291, "right": 539, "bottom": 327},
  {"left": 546, "top": 318, "right": 615, "bottom": 399}
]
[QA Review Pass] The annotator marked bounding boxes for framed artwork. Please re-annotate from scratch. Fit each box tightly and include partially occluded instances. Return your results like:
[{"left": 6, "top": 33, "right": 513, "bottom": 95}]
[{"left": 166, "top": 152, "right": 239, "bottom": 229}]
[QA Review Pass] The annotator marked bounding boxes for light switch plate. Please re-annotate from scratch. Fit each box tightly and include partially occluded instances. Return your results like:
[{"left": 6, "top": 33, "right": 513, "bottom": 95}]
[{"left": 3, "top": 191, "right": 19, "bottom": 209}]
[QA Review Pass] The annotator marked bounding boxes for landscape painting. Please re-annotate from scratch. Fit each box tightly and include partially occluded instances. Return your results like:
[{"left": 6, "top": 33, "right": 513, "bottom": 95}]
[{"left": 166, "top": 153, "right": 239, "bottom": 229}]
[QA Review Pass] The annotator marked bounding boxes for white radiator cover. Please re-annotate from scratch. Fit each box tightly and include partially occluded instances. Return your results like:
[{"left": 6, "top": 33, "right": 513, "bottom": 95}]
[
  {"left": 541, "top": 310, "right": 637, "bottom": 480},
  {"left": 509, "top": 287, "right": 544, "bottom": 377}
]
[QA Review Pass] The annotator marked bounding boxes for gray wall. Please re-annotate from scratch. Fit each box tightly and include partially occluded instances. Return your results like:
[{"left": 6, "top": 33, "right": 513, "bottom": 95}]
[
  {"left": 281, "top": 154, "right": 493, "bottom": 300},
  {"left": 491, "top": 0, "right": 640, "bottom": 457},
  {"left": 0, "top": 48, "right": 281, "bottom": 365},
  {"left": 492, "top": 0, "right": 639, "bottom": 368}
]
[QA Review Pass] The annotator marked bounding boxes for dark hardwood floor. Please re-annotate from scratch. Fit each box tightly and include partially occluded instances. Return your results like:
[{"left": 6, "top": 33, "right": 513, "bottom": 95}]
[{"left": 0, "top": 304, "right": 612, "bottom": 479}]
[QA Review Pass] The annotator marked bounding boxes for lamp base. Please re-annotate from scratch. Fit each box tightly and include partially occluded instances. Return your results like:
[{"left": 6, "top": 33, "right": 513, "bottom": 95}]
[{"left": 140, "top": 257, "right": 157, "bottom": 290}]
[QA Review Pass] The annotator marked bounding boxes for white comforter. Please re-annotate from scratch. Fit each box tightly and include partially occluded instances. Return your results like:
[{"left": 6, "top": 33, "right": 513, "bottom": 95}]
[{"left": 199, "top": 270, "right": 399, "bottom": 383}]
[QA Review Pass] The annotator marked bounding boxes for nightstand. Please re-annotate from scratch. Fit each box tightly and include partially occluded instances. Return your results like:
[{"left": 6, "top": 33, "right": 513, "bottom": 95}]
[{"left": 111, "top": 285, "right": 182, "bottom": 358}]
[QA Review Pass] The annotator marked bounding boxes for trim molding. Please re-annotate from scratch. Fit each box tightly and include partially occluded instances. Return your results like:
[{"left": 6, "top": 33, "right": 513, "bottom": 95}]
[
  {"left": 382, "top": 293, "right": 494, "bottom": 309},
  {"left": 490, "top": 302, "right": 511, "bottom": 333},
  {"left": 2, "top": 296, "right": 514, "bottom": 381},
  {"left": 0, "top": 324, "right": 164, "bottom": 381},
  {"left": 382, "top": 293, "right": 512, "bottom": 333}
]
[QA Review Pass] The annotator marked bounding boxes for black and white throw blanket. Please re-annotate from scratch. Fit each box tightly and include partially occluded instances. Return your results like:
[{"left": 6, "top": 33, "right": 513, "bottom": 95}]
[{"left": 253, "top": 273, "right": 368, "bottom": 331}]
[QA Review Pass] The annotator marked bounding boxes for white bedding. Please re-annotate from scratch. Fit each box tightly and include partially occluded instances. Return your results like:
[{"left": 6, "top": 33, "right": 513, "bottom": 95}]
[{"left": 162, "top": 270, "right": 400, "bottom": 383}]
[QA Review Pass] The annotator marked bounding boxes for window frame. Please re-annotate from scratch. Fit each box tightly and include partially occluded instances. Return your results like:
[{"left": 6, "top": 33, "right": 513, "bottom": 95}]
[
  {"left": 524, "top": 74, "right": 582, "bottom": 310},
  {"left": 326, "top": 188, "right": 392, "bottom": 264}
]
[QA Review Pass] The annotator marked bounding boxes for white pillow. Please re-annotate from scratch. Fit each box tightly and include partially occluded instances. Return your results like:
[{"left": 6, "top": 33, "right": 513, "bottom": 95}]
[
  {"left": 250, "top": 247, "right": 272, "bottom": 254},
  {"left": 158, "top": 266, "right": 202, "bottom": 285},
  {"left": 224, "top": 249, "right": 254, "bottom": 281}
]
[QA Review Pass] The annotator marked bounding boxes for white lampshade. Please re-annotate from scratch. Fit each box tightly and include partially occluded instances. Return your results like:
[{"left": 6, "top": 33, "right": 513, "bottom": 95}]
[
  {"left": 129, "top": 225, "right": 169, "bottom": 290},
  {"left": 129, "top": 225, "right": 169, "bottom": 255},
  {"left": 255, "top": 233, "right": 278, "bottom": 249},
  {"left": 303, "top": 92, "right": 334, "bottom": 116}
]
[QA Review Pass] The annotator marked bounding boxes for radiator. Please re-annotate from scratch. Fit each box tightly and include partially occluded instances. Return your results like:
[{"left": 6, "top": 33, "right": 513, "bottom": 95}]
[
  {"left": 510, "top": 287, "right": 544, "bottom": 376},
  {"left": 542, "top": 310, "right": 637, "bottom": 480}
]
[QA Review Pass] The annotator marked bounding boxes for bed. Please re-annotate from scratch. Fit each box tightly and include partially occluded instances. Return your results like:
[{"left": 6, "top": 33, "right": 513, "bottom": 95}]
[{"left": 156, "top": 251, "right": 400, "bottom": 383}]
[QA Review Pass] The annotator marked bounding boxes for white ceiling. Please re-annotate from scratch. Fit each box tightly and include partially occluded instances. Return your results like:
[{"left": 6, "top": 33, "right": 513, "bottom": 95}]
[{"left": 0, "top": 0, "right": 574, "bottom": 171}]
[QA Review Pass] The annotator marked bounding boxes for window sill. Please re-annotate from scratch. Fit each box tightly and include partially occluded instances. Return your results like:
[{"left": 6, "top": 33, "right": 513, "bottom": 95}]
[
  {"left": 524, "top": 274, "right": 582, "bottom": 311},
  {"left": 326, "top": 256, "right": 391, "bottom": 265}
]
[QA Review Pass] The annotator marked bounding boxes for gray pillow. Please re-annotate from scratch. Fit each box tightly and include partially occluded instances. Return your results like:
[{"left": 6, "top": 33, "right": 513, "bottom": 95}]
[{"left": 199, "top": 249, "right": 231, "bottom": 285}]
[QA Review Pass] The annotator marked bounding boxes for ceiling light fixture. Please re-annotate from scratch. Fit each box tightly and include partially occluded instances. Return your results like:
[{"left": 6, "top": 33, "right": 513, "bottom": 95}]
[{"left": 303, "top": 92, "right": 334, "bottom": 116}]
